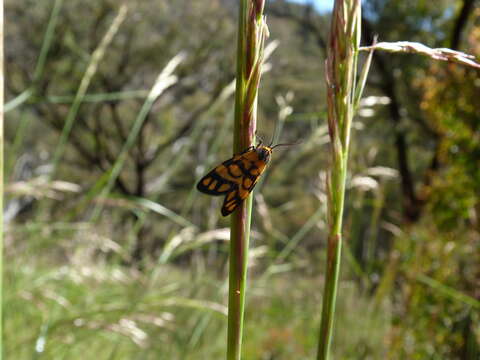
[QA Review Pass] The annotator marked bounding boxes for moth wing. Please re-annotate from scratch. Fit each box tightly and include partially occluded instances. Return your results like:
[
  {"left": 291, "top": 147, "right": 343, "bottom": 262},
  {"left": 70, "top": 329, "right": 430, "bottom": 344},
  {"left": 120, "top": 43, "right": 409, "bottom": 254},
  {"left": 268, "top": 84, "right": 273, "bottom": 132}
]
[
  {"left": 221, "top": 186, "right": 242, "bottom": 216},
  {"left": 196, "top": 163, "right": 237, "bottom": 196},
  {"left": 197, "top": 146, "right": 267, "bottom": 216},
  {"left": 221, "top": 164, "right": 263, "bottom": 216}
]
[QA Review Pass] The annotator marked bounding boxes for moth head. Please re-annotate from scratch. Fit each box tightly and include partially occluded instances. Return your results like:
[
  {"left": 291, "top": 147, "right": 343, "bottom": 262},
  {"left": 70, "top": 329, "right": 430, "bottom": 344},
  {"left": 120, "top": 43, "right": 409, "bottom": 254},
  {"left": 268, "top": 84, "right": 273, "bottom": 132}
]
[{"left": 256, "top": 145, "right": 272, "bottom": 162}]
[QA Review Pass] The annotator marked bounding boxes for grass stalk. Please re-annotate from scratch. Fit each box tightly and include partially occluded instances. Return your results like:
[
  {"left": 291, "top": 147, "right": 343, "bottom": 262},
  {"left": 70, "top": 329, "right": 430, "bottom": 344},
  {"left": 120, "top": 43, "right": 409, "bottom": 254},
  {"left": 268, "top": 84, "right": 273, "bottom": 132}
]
[
  {"left": 4, "top": 0, "right": 63, "bottom": 114},
  {"left": 0, "top": 0, "right": 4, "bottom": 356},
  {"left": 6, "top": 0, "right": 63, "bottom": 178},
  {"left": 316, "top": 1, "right": 363, "bottom": 359},
  {"left": 49, "top": 5, "right": 128, "bottom": 179},
  {"left": 227, "top": 1, "right": 267, "bottom": 359}
]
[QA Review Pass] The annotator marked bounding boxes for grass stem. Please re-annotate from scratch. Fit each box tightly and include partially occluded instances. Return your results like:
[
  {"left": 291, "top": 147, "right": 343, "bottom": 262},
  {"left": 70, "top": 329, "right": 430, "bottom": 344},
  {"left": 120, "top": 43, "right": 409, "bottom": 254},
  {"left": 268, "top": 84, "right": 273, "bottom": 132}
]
[
  {"left": 49, "top": 5, "right": 128, "bottom": 179},
  {"left": 317, "top": 1, "right": 363, "bottom": 359},
  {"left": 0, "top": 0, "right": 4, "bottom": 355},
  {"left": 227, "top": 1, "right": 267, "bottom": 359}
]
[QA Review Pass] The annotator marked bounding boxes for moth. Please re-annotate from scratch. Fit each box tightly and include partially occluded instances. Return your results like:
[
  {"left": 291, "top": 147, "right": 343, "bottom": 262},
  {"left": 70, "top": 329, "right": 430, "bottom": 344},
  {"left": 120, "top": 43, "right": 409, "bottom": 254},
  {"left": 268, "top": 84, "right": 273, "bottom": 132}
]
[{"left": 197, "top": 142, "right": 290, "bottom": 216}]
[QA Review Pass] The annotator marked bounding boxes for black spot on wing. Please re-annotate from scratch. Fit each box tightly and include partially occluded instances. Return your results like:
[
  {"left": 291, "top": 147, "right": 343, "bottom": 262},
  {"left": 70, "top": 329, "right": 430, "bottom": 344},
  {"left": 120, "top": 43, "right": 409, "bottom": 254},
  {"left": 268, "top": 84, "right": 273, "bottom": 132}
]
[
  {"left": 221, "top": 190, "right": 243, "bottom": 216},
  {"left": 233, "top": 159, "right": 251, "bottom": 175},
  {"left": 221, "top": 157, "right": 236, "bottom": 166},
  {"left": 196, "top": 170, "right": 235, "bottom": 196}
]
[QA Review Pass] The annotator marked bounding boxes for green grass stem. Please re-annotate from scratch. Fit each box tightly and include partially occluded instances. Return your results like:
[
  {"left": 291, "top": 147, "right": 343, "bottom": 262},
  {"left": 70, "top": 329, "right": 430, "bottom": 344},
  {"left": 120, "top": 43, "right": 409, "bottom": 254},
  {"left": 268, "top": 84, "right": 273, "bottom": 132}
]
[
  {"left": 227, "top": 1, "right": 249, "bottom": 358},
  {"left": 4, "top": 0, "right": 63, "bottom": 114},
  {"left": 416, "top": 274, "right": 480, "bottom": 310},
  {"left": 6, "top": 0, "right": 64, "bottom": 178},
  {"left": 317, "top": 1, "right": 366, "bottom": 359},
  {"left": 0, "top": 0, "right": 4, "bottom": 357},
  {"left": 227, "top": 1, "right": 267, "bottom": 359},
  {"left": 49, "top": 5, "right": 128, "bottom": 179}
]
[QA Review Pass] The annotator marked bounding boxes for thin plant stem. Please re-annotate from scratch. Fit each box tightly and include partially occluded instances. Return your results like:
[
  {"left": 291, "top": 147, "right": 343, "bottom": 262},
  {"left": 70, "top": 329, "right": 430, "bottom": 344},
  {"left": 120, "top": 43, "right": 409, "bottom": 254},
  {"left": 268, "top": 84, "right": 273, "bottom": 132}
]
[
  {"left": 49, "top": 5, "right": 128, "bottom": 179},
  {"left": 416, "top": 274, "right": 480, "bottom": 310},
  {"left": 315, "top": 5, "right": 477, "bottom": 357},
  {"left": 0, "top": 0, "right": 4, "bottom": 354},
  {"left": 44, "top": 90, "right": 149, "bottom": 104},
  {"left": 3, "top": 0, "right": 63, "bottom": 113},
  {"left": 227, "top": 1, "right": 248, "bottom": 358},
  {"left": 317, "top": 1, "right": 364, "bottom": 359},
  {"left": 6, "top": 0, "right": 64, "bottom": 178},
  {"left": 227, "top": 1, "right": 267, "bottom": 359}
]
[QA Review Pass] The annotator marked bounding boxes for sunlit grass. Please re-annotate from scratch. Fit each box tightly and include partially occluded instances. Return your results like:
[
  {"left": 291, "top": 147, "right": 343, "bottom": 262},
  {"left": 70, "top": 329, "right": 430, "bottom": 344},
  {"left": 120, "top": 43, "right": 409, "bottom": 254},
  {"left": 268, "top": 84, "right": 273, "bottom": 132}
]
[{"left": 4, "top": 225, "right": 391, "bottom": 359}]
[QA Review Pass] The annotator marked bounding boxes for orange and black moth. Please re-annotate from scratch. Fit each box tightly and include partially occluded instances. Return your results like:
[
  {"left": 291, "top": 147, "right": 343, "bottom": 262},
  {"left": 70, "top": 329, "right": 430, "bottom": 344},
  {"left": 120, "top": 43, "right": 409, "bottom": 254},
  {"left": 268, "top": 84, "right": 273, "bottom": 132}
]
[{"left": 196, "top": 144, "right": 273, "bottom": 216}]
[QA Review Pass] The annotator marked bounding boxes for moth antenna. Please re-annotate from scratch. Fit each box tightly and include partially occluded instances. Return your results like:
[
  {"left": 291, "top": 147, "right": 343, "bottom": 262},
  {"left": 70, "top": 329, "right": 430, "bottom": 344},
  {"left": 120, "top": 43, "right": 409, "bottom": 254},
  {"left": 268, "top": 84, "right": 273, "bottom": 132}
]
[
  {"left": 269, "top": 120, "right": 280, "bottom": 147},
  {"left": 256, "top": 133, "right": 264, "bottom": 147},
  {"left": 271, "top": 139, "right": 302, "bottom": 149}
]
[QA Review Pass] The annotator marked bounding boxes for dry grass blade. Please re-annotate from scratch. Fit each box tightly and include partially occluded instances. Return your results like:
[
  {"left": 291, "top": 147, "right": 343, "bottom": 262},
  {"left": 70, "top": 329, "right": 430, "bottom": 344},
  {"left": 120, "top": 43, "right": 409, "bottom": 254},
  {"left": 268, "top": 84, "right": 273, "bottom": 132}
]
[
  {"left": 159, "top": 297, "right": 228, "bottom": 316},
  {"left": 360, "top": 41, "right": 480, "bottom": 69},
  {"left": 159, "top": 228, "right": 229, "bottom": 264},
  {"left": 6, "top": 177, "right": 81, "bottom": 198}
]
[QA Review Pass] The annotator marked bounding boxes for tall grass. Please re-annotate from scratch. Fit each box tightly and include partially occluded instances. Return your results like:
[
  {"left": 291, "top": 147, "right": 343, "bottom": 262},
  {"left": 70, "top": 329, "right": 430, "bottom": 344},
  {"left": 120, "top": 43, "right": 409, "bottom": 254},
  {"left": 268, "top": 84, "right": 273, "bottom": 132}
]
[
  {"left": 228, "top": 1, "right": 268, "bottom": 359},
  {"left": 315, "top": 1, "right": 480, "bottom": 358},
  {"left": 49, "top": 5, "right": 128, "bottom": 179},
  {"left": 317, "top": 1, "right": 373, "bottom": 358},
  {"left": 0, "top": 0, "right": 4, "bottom": 356},
  {"left": 5, "top": 0, "right": 63, "bottom": 179}
]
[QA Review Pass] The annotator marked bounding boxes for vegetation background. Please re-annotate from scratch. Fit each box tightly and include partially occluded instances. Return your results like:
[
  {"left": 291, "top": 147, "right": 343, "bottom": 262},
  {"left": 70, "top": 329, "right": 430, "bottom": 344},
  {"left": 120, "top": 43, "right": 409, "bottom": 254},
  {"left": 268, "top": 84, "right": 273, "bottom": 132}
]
[{"left": 4, "top": 0, "right": 480, "bottom": 359}]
